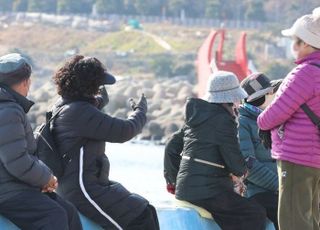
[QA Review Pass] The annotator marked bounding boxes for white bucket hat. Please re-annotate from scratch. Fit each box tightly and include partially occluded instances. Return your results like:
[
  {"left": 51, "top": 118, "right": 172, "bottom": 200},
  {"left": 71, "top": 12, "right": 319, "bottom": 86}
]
[
  {"left": 282, "top": 7, "right": 320, "bottom": 49},
  {"left": 203, "top": 71, "right": 248, "bottom": 103}
]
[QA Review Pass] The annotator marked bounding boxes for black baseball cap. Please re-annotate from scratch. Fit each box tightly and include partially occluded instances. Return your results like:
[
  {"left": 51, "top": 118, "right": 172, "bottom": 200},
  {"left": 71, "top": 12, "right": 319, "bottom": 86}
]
[
  {"left": 102, "top": 72, "right": 116, "bottom": 85},
  {"left": 78, "top": 56, "right": 116, "bottom": 85}
]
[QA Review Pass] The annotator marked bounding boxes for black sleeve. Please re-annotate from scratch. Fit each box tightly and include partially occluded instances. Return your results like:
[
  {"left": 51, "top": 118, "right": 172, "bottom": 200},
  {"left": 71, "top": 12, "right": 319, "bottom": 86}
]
[
  {"left": 0, "top": 108, "right": 51, "bottom": 187},
  {"left": 239, "top": 121, "right": 278, "bottom": 191},
  {"left": 74, "top": 105, "right": 147, "bottom": 143},
  {"left": 163, "top": 128, "right": 184, "bottom": 185},
  {"left": 216, "top": 115, "right": 247, "bottom": 176}
]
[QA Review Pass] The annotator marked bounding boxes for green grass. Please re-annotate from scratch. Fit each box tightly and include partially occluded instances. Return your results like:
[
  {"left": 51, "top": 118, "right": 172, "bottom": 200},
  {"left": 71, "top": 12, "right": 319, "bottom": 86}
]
[
  {"left": 165, "top": 37, "right": 202, "bottom": 53},
  {"left": 84, "top": 30, "right": 166, "bottom": 54}
]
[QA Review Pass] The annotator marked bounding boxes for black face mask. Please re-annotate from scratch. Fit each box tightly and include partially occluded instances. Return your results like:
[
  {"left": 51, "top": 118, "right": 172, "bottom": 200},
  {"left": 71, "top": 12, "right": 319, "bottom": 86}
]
[
  {"left": 227, "top": 103, "right": 240, "bottom": 117},
  {"left": 246, "top": 96, "right": 266, "bottom": 107},
  {"left": 234, "top": 107, "right": 239, "bottom": 117},
  {"left": 222, "top": 103, "right": 239, "bottom": 120}
]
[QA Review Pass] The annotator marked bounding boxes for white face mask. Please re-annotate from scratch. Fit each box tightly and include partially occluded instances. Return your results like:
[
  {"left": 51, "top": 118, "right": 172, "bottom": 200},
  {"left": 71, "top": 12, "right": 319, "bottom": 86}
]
[{"left": 290, "top": 40, "right": 299, "bottom": 59}]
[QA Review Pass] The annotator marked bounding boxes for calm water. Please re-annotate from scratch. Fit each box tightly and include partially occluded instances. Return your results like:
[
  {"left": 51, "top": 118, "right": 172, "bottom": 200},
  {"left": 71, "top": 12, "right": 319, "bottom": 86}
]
[{"left": 106, "top": 142, "right": 174, "bottom": 207}]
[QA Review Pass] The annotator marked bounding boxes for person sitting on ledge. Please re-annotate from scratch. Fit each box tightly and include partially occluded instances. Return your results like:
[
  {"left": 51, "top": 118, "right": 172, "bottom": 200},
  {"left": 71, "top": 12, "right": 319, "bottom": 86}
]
[
  {"left": 50, "top": 55, "right": 159, "bottom": 230},
  {"left": 164, "top": 71, "right": 266, "bottom": 230},
  {"left": 0, "top": 53, "right": 82, "bottom": 230}
]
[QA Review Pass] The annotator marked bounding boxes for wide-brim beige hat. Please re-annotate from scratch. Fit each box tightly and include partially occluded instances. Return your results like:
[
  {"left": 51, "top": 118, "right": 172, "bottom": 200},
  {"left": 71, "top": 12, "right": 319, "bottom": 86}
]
[
  {"left": 203, "top": 71, "right": 248, "bottom": 103},
  {"left": 282, "top": 7, "right": 320, "bottom": 49}
]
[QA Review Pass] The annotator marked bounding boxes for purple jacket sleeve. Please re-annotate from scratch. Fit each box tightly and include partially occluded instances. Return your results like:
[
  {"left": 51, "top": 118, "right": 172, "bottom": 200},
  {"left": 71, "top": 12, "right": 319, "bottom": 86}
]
[{"left": 258, "top": 65, "right": 314, "bottom": 130}]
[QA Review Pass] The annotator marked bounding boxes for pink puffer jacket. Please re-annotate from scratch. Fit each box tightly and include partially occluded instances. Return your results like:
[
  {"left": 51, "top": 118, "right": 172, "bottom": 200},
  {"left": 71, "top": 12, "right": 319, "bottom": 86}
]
[{"left": 258, "top": 51, "right": 320, "bottom": 168}]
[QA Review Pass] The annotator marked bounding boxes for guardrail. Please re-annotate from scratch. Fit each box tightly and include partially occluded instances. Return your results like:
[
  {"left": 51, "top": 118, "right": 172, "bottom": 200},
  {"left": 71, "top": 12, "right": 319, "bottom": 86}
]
[{"left": 0, "top": 12, "right": 266, "bottom": 30}]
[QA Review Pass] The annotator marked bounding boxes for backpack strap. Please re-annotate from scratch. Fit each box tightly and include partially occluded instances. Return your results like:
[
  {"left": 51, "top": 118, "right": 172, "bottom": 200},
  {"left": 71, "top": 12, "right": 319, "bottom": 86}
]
[
  {"left": 299, "top": 63, "right": 320, "bottom": 128},
  {"left": 301, "top": 104, "right": 320, "bottom": 129},
  {"left": 47, "top": 106, "right": 65, "bottom": 124},
  {"left": 310, "top": 63, "right": 320, "bottom": 68},
  {"left": 48, "top": 105, "right": 87, "bottom": 164}
]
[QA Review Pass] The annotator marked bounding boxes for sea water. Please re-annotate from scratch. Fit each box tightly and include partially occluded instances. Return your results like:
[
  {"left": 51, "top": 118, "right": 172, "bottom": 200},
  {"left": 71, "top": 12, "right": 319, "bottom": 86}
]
[{"left": 106, "top": 142, "right": 174, "bottom": 207}]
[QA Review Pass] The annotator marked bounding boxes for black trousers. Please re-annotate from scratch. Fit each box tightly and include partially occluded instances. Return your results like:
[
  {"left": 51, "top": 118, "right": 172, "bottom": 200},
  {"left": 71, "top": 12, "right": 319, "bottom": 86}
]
[
  {"left": 251, "top": 192, "right": 279, "bottom": 230},
  {"left": 126, "top": 204, "right": 160, "bottom": 230},
  {"left": 190, "top": 191, "right": 266, "bottom": 230},
  {"left": 0, "top": 191, "right": 82, "bottom": 230}
]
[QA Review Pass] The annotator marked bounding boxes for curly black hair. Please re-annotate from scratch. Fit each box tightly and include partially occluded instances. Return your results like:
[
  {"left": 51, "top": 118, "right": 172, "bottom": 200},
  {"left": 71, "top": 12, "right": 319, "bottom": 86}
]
[{"left": 53, "top": 55, "right": 106, "bottom": 99}]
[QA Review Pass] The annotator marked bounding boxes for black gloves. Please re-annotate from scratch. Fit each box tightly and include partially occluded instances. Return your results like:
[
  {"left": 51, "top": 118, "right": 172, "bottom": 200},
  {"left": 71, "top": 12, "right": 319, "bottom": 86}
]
[
  {"left": 245, "top": 156, "right": 256, "bottom": 169},
  {"left": 258, "top": 129, "right": 272, "bottom": 149},
  {"left": 129, "top": 94, "right": 148, "bottom": 114}
]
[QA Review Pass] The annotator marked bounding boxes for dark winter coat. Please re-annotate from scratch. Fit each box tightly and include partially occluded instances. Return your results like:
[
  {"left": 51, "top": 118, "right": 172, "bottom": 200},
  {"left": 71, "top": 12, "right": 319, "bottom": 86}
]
[
  {"left": 164, "top": 98, "right": 246, "bottom": 201},
  {"left": 239, "top": 106, "right": 278, "bottom": 197},
  {"left": 0, "top": 85, "right": 52, "bottom": 203},
  {"left": 52, "top": 97, "right": 148, "bottom": 229}
]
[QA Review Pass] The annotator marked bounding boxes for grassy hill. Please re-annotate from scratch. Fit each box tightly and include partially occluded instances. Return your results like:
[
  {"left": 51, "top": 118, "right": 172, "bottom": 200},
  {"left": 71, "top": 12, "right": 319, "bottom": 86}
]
[
  {"left": 84, "top": 30, "right": 166, "bottom": 54},
  {"left": 0, "top": 22, "right": 294, "bottom": 81}
]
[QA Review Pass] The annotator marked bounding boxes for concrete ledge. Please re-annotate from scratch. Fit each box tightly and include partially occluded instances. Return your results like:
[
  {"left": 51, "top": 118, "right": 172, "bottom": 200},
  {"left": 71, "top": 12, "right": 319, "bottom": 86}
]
[
  {"left": 157, "top": 207, "right": 221, "bottom": 230},
  {"left": 157, "top": 207, "right": 276, "bottom": 230},
  {"left": 0, "top": 207, "right": 276, "bottom": 230}
]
